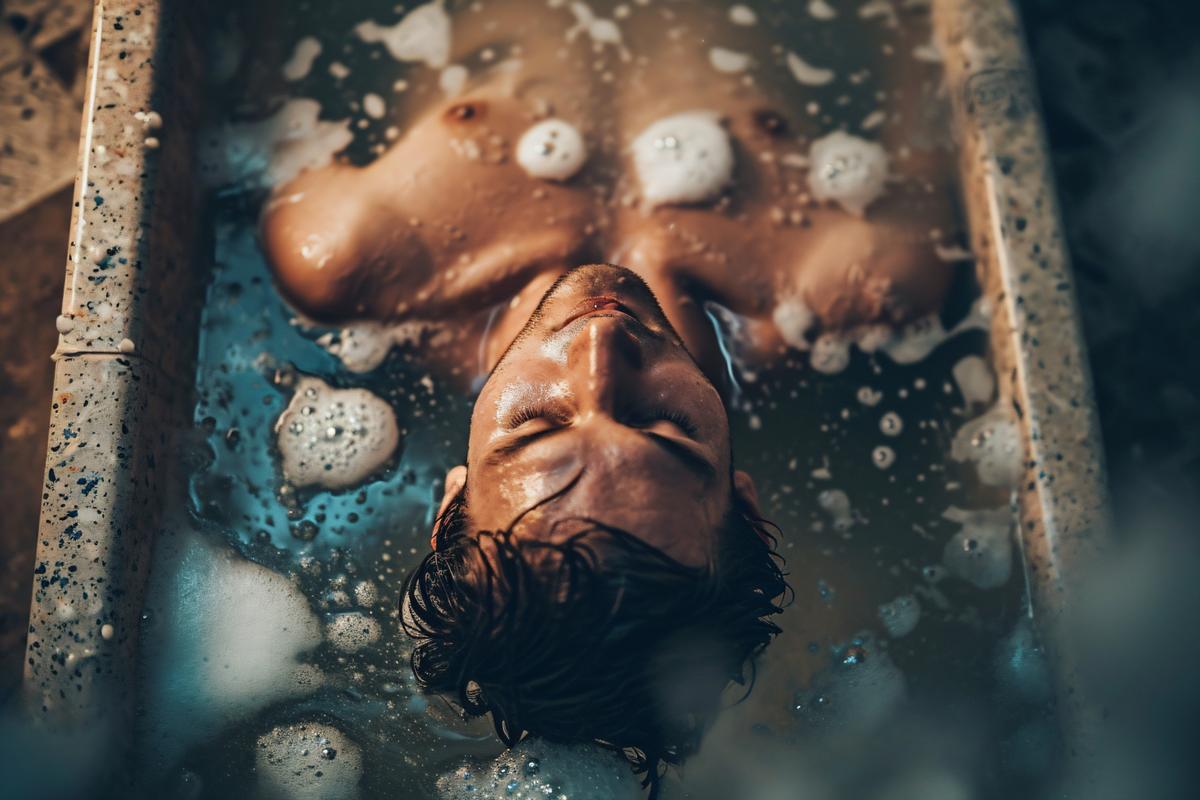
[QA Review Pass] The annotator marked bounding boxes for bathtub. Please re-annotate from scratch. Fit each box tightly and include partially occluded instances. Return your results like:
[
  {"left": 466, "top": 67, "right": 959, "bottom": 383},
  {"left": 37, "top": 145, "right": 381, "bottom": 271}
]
[{"left": 22, "top": 0, "right": 1111, "bottom": 792}]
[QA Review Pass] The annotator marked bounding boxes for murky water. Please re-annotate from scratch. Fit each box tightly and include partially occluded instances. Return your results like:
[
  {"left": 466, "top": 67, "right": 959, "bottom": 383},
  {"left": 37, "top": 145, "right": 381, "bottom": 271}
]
[{"left": 134, "top": 2, "right": 1047, "bottom": 798}]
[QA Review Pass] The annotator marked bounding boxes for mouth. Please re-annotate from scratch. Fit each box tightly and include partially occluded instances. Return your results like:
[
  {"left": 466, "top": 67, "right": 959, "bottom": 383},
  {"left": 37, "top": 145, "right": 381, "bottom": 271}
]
[{"left": 557, "top": 296, "right": 640, "bottom": 331}]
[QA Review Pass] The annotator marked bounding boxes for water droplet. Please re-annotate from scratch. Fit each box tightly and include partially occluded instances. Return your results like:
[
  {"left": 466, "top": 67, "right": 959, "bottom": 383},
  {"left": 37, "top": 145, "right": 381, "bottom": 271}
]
[
  {"left": 841, "top": 645, "right": 867, "bottom": 666},
  {"left": 879, "top": 411, "right": 903, "bottom": 436},
  {"left": 321, "top": 746, "right": 337, "bottom": 760},
  {"left": 291, "top": 520, "right": 319, "bottom": 541},
  {"left": 872, "top": 445, "right": 896, "bottom": 469},
  {"left": 524, "top": 757, "right": 541, "bottom": 776}
]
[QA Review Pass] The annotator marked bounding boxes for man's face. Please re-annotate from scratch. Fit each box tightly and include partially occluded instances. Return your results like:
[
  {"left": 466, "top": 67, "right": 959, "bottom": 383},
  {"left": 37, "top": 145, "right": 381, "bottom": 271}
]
[{"left": 450, "top": 264, "right": 739, "bottom": 567}]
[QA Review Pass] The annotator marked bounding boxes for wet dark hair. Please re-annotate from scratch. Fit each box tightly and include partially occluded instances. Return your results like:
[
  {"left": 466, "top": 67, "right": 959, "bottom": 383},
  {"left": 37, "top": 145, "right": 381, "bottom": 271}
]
[{"left": 400, "top": 484, "right": 789, "bottom": 796}]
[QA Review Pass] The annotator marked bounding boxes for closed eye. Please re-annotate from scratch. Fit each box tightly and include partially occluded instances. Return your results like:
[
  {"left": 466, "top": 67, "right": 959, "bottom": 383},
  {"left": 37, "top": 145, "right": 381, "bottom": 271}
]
[
  {"left": 505, "top": 400, "right": 573, "bottom": 429},
  {"left": 625, "top": 407, "right": 700, "bottom": 439}
]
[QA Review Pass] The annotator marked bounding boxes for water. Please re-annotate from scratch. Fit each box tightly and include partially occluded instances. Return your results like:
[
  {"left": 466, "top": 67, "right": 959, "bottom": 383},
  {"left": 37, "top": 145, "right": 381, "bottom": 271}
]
[{"left": 135, "top": 2, "right": 1041, "bottom": 797}]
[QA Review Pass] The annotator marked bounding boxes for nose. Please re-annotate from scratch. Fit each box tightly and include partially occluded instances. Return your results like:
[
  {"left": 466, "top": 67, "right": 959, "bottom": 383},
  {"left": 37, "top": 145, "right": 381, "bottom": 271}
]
[{"left": 567, "top": 317, "right": 644, "bottom": 415}]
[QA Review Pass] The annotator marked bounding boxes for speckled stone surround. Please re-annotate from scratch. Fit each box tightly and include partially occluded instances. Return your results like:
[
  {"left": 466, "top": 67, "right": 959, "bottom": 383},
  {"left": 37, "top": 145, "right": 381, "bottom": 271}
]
[
  {"left": 934, "top": 0, "right": 1112, "bottom": 777},
  {"left": 21, "top": 0, "right": 205, "bottom": 779},
  {"left": 22, "top": 0, "right": 1112, "bottom": 787}
]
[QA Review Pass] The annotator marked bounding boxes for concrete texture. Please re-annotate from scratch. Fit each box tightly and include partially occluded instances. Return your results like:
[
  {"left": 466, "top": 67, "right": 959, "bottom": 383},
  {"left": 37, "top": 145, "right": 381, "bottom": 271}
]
[
  {"left": 0, "top": 188, "right": 71, "bottom": 703},
  {"left": 0, "top": 0, "right": 92, "bottom": 704}
]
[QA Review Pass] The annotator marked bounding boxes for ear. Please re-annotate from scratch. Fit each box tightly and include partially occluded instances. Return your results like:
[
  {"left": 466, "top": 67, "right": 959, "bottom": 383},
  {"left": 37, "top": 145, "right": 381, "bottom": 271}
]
[
  {"left": 431, "top": 465, "right": 468, "bottom": 550},
  {"left": 733, "top": 469, "right": 762, "bottom": 516}
]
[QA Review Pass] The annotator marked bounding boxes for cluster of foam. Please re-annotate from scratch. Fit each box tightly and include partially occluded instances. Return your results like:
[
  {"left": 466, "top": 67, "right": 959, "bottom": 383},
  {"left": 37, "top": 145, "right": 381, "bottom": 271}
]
[
  {"left": 786, "top": 51, "right": 835, "bottom": 86},
  {"left": 282, "top": 36, "right": 322, "bottom": 81},
  {"left": 818, "top": 488, "right": 854, "bottom": 531},
  {"left": 950, "top": 402, "right": 1022, "bottom": 487},
  {"left": 199, "top": 98, "right": 352, "bottom": 189},
  {"left": 771, "top": 298, "right": 815, "bottom": 351},
  {"left": 793, "top": 633, "right": 907, "bottom": 735},
  {"left": 563, "top": 1, "right": 624, "bottom": 49},
  {"left": 810, "top": 331, "right": 852, "bottom": 374},
  {"left": 516, "top": 119, "right": 588, "bottom": 181},
  {"left": 808, "top": 0, "right": 837, "bottom": 20},
  {"left": 354, "top": 0, "right": 451, "bottom": 69},
  {"left": 807, "top": 131, "right": 889, "bottom": 216},
  {"left": 952, "top": 355, "right": 996, "bottom": 408},
  {"left": 781, "top": 299, "right": 989, "bottom": 375},
  {"left": 326, "top": 611, "right": 382, "bottom": 653},
  {"left": 436, "top": 739, "right": 638, "bottom": 800},
  {"left": 275, "top": 377, "right": 400, "bottom": 490},
  {"left": 138, "top": 525, "right": 324, "bottom": 773},
  {"left": 878, "top": 595, "right": 921, "bottom": 638},
  {"left": 728, "top": 4, "right": 757, "bottom": 25},
  {"left": 941, "top": 506, "right": 1013, "bottom": 589},
  {"left": 363, "top": 92, "right": 386, "bottom": 119},
  {"left": 256, "top": 721, "right": 363, "bottom": 800},
  {"left": 881, "top": 298, "right": 990, "bottom": 365},
  {"left": 632, "top": 111, "right": 735, "bottom": 207},
  {"left": 314, "top": 320, "right": 425, "bottom": 373},
  {"left": 710, "top": 47, "right": 752, "bottom": 74}
]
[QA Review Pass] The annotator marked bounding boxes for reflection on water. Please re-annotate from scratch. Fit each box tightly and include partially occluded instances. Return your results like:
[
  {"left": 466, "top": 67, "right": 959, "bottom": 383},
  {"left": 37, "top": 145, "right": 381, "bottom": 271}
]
[{"left": 136, "top": 2, "right": 1043, "bottom": 798}]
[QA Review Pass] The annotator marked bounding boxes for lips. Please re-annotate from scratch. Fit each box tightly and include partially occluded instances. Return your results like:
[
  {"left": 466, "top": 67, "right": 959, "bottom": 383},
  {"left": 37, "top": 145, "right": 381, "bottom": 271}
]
[{"left": 558, "top": 295, "right": 639, "bottom": 330}]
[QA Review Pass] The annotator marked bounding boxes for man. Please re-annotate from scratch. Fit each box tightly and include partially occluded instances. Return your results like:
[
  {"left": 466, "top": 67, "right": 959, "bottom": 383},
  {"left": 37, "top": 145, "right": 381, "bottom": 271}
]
[
  {"left": 401, "top": 263, "right": 789, "bottom": 794},
  {"left": 260, "top": 0, "right": 962, "bottom": 787}
]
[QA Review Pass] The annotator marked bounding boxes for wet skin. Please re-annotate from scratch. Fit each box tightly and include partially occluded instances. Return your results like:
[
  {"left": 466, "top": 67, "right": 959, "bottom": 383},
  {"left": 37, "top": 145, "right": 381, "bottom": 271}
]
[
  {"left": 434, "top": 264, "right": 760, "bottom": 568},
  {"left": 261, "top": 0, "right": 960, "bottom": 384}
]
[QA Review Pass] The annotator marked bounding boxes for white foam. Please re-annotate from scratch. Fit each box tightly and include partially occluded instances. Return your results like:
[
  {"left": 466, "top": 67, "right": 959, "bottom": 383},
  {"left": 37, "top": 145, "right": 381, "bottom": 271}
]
[
  {"left": 878, "top": 595, "right": 921, "bottom": 638},
  {"left": 256, "top": 721, "right": 363, "bottom": 800},
  {"left": 879, "top": 411, "right": 904, "bottom": 436},
  {"left": 786, "top": 51, "right": 835, "bottom": 86},
  {"left": 565, "top": 2, "right": 625, "bottom": 48},
  {"left": 440, "top": 64, "right": 469, "bottom": 96},
  {"left": 632, "top": 111, "right": 735, "bottom": 207},
  {"left": 772, "top": 298, "right": 815, "bottom": 350},
  {"left": 880, "top": 299, "right": 990, "bottom": 365},
  {"left": 710, "top": 47, "right": 752, "bottom": 74},
  {"left": 314, "top": 321, "right": 424, "bottom": 373},
  {"left": 275, "top": 377, "right": 400, "bottom": 490},
  {"left": 950, "top": 403, "right": 1023, "bottom": 487},
  {"left": 516, "top": 119, "right": 588, "bottom": 181},
  {"left": 363, "top": 92, "right": 386, "bottom": 119},
  {"left": 353, "top": 580, "right": 379, "bottom": 608},
  {"left": 326, "top": 611, "right": 383, "bottom": 653},
  {"left": 952, "top": 355, "right": 996, "bottom": 408},
  {"left": 808, "top": 0, "right": 837, "bottom": 20},
  {"left": 436, "top": 739, "right": 638, "bottom": 800},
  {"left": 807, "top": 130, "right": 888, "bottom": 216},
  {"left": 139, "top": 525, "right": 323, "bottom": 773},
  {"left": 872, "top": 445, "right": 897, "bottom": 469},
  {"left": 355, "top": 0, "right": 452, "bottom": 69},
  {"left": 818, "top": 488, "right": 854, "bottom": 531},
  {"left": 729, "top": 4, "right": 757, "bottom": 25},
  {"left": 859, "top": 0, "right": 899, "bottom": 26},
  {"left": 942, "top": 506, "right": 1013, "bottom": 589},
  {"left": 809, "top": 331, "right": 851, "bottom": 374},
  {"left": 282, "top": 36, "right": 322, "bottom": 81},
  {"left": 199, "top": 98, "right": 352, "bottom": 189},
  {"left": 857, "top": 386, "right": 883, "bottom": 407}
]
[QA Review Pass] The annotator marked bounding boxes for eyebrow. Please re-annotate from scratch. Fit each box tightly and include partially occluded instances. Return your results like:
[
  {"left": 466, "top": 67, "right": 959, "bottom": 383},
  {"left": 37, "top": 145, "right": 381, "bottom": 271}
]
[{"left": 482, "top": 426, "right": 718, "bottom": 481}]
